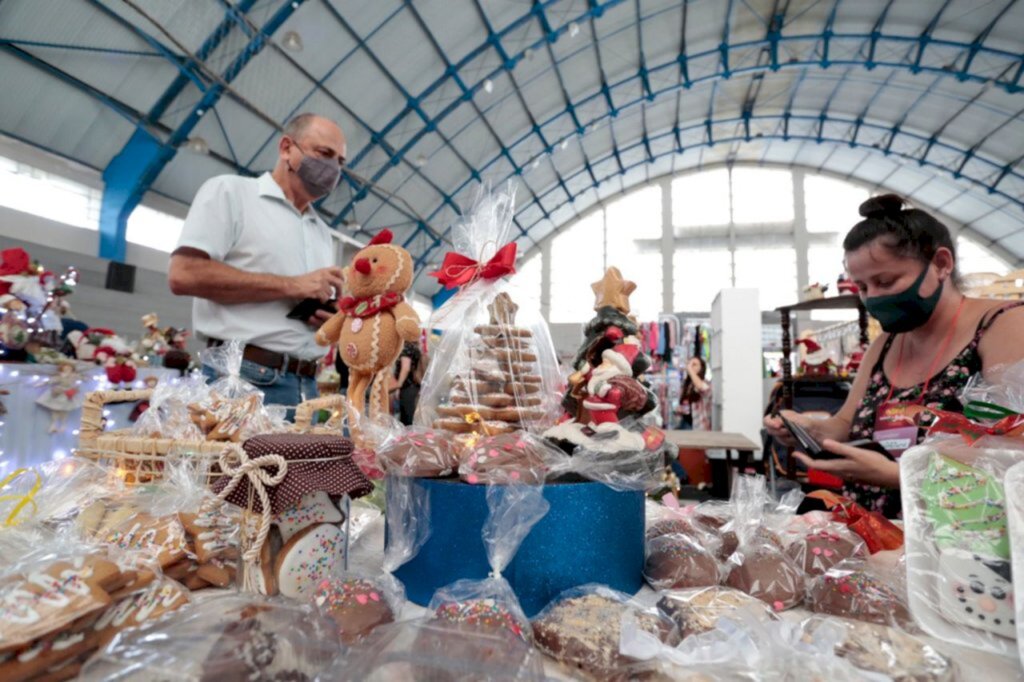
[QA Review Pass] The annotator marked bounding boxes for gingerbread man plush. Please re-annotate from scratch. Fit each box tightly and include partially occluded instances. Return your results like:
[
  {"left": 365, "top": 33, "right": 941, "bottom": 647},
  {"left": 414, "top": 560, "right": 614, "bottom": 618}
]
[{"left": 316, "top": 229, "right": 421, "bottom": 426}]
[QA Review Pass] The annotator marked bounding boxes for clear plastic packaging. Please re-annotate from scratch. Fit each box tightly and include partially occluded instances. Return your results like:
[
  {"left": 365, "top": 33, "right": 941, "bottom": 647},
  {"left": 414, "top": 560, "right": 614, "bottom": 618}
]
[
  {"left": 415, "top": 184, "right": 561, "bottom": 437},
  {"left": 0, "top": 457, "right": 125, "bottom": 532},
  {"left": 643, "top": 531, "right": 720, "bottom": 590},
  {"left": 323, "top": 617, "right": 546, "bottom": 681},
  {"left": 783, "top": 523, "right": 867, "bottom": 576},
  {"left": 722, "top": 475, "right": 805, "bottom": 611},
  {"left": 566, "top": 422, "right": 671, "bottom": 492},
  {"left": 655, "top": 586, "right": 778, "bottom": 639},
  {"left": 529, "top": 584, "right": 679, "bottom": 679},
  {"left": 426, "top": 483, "right": 549, "bottom": 643},
  {"left": 80, "top": 594, "right": 341, "bottom": 680},
  {"left": 806, "top": 560, "right": 913, "bottom": 629},
  {"left": 458, "top": 431, "right": 568, "bottom": 485},
  {"left": 1005, "top": 461, "right": 1024, "bottom": 668},
  {"left": 376, "top": 426, "right": 460, "bottom": 478},
  {"left": 901, "top": 437, "right": 1022, "bottom": 657},
  {"left": 191, "top": 340, "right": 285, "bottom": 442},
  {"left": 132, "top": 373, "right": 208, "bottom": 441}
]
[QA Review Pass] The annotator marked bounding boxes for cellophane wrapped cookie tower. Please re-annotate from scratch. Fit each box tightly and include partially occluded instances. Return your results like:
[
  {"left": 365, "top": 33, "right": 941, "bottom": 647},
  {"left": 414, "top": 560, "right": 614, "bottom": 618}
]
[
  {"left": 901, "top": 360, "right": 1024, "bottom": 658},
  {"left": 415, "top": 184, "right": 561, "bottom": 445}
]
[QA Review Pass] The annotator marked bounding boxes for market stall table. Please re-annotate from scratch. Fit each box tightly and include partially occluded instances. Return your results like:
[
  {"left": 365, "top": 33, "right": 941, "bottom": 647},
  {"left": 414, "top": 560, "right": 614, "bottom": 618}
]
[
  {"left": 0, "top": 362, "right": 180, "bottom": 470},
  {"left": 664, "top": 429, "right": 762, "bottom": 498}
]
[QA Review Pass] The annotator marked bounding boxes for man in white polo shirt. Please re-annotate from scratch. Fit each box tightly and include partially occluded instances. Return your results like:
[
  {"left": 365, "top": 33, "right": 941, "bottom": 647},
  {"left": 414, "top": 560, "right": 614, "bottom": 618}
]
[{"left": 168, "top": 113, "right": 346, "bottom": 407}]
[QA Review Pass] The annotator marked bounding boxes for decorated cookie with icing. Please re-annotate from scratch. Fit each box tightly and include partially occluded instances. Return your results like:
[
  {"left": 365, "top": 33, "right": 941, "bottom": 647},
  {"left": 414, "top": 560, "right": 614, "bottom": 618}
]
[
  {"left": 102, "top": 512, "right": 188, "bottom": 569},
  {"left": 0, "top": 556, "right": 119, "bottom": 651},
  {"left": 312, "top": 577, "right": 394, "bottom": 644},
  {"left": 432, "top": 598, "right": 527, "bottom": 642},
  {"left": 937, "top": 547, "right": 1016, "bottom": 638},
  {"left": 274, "top": 523, "right": 344, "bottom": 599},
  {"left": 93, "top": 579, "right": 190, "bottom": 647},
  {"left": 179, "top": 502, "right": 240, "bottom": 564},
  {"left": 272, "top": 491, "right": 344, "bottom": 543},
  {"left": 0, "top": 626, "right": 99, "bottom": 682}
]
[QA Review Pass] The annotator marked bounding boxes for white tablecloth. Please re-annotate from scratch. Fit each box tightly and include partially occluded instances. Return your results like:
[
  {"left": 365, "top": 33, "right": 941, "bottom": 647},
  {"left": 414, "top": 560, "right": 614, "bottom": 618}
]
[{"left": 0, "top": 362, "right": 180, "bottom": 472}]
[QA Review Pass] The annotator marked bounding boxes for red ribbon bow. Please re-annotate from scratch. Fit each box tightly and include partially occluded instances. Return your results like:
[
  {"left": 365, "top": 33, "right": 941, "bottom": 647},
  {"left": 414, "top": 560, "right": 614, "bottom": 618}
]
[
  {"left": 807, "top": 490, "right": 904, "bottom": 554},
  {"left": 429, "top": 242, "right": 518, "bottom": 290},
  {"left": 925, "top": 407, "right": 1024, "bottom": 445}
]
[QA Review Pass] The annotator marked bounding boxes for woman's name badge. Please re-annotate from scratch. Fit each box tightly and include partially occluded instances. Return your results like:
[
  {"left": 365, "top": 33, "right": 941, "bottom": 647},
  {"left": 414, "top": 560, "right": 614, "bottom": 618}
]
[{"left": 873, "top": 401, "right": 920, "bottom": 457}]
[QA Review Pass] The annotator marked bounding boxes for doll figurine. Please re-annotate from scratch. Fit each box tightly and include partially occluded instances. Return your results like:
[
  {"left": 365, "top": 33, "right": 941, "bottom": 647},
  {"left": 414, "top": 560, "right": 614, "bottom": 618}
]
[
  {"left": 316, "top": 230, "right": 420, "bottom": 429},
  {"left": 36, "top": 359, "right": 84, "bottom": 434}
]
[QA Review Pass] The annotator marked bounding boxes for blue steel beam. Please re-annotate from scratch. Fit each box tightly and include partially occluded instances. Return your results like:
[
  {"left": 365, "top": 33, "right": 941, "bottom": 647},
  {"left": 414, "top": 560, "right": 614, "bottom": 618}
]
[
  {"left": 337, "top": 24, "right": 1024, "bottom": 232},
  {"left": 99, "top": 0, "right": 302, "bottom": 262},
  {"left": 0, "top": 38, "right": 165, "bottom": 58}
]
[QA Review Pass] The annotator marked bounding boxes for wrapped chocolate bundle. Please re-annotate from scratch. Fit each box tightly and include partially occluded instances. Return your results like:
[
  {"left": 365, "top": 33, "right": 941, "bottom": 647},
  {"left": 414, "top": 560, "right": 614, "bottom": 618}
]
[
  {"left": 531, "top": 584, "right": 679, "bottom": 679},
  {"left": 656, "top": 586, "right": 778, "bottom": 640},
  {"left": 416, "top": 184, "right": 561, "bottom": 438},
  {"left": 901, "top": 364, "right": 1024, "bottom": 658},
  {"left": 806, "top": 561, "right": 913, "bottom": 628},
  {"left": 310, "top": 475, "right": 430, "bottom": 645},
  {"left": 458, "top": 431, "right": 569, "bottom": 486},
  {"left": 80, "top": 594, "right": 340, "bottom": 680},
  {"left": 644, "top": 531, "right": 720, "bottom": 591},
  {"left": 424, "top": 484, "right": 548, "bottom": 649},
  {"left": 376, "top": 426, "right": 461, "bottom": 478},
  {"left": 721, "top": 476, "right": 805, "bottom": 611}
]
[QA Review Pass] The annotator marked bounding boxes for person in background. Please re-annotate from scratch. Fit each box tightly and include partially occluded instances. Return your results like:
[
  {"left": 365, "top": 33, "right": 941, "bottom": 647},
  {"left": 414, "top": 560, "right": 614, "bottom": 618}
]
[
  {"left": 675, "top": 356, "right": 711, "bottom": 430},
  {"left": 765, "top": 194, "right": 1024, "bottom": 517},
  {"left": 168, "top": 113, "right": 347, "bottom": 408},
  {"left": 392, "top": 340, "right": 421, "bottom": 426}
]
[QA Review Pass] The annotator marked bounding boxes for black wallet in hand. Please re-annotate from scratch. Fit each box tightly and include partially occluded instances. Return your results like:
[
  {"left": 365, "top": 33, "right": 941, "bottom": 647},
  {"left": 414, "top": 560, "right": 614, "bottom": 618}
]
[{"left": 286, "top": 297, "right": 337, "bottom": 321}]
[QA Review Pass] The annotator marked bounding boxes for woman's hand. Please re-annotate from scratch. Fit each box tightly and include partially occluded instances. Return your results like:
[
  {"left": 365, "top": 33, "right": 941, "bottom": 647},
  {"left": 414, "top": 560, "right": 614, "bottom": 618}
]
[
  {"left": 793, "top": 439, "right": 900, "bottom": 488},
  {"left": 763, "top": 409, "right": 807, "bottom": 447}
]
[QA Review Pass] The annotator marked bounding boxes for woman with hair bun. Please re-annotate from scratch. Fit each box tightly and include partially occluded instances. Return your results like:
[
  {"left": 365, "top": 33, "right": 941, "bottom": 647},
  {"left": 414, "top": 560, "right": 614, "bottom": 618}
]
[{"left": 765, "top": 194, "right": 1024, "bottom": 517}]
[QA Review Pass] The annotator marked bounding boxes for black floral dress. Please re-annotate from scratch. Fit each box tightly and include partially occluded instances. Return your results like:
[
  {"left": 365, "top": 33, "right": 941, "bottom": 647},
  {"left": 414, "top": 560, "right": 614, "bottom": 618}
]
[{"left": 846, "top": 302, "right": 1024, "bottom": 518}]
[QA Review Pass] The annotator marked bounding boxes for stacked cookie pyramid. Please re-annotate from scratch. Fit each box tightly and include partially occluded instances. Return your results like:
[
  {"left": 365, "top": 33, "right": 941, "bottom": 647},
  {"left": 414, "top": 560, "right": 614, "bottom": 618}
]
[{"left": 432, "top": 292, "right": 547, "bottom": 436}]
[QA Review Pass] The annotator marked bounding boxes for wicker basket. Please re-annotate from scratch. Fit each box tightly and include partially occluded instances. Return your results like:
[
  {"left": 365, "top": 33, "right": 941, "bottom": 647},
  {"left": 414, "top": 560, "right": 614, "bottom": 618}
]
[
  {"left": 74, "top": 389, "right": 227, "bottom": 484},
  {"left": 293, "top": 393, "right": 347, "bottom": 432}
]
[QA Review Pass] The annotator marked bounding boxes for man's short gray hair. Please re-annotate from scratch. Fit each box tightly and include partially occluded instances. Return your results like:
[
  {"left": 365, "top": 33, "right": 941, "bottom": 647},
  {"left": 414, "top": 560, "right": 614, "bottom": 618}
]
[{"left": 283, "top": 113, "right": 319, "bottom": 141}]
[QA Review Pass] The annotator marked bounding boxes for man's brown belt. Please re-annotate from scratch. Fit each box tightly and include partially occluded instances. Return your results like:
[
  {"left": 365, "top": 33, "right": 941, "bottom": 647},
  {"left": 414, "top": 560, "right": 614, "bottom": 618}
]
[{"left": 206, "top": 339, "right": 318, "bottom": 378}]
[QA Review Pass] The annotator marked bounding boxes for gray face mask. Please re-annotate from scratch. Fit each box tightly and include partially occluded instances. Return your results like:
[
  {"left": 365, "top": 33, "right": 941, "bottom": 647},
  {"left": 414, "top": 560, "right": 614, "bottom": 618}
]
[{"left": 290, "top": 142, "right": 341, "bottom": 199}]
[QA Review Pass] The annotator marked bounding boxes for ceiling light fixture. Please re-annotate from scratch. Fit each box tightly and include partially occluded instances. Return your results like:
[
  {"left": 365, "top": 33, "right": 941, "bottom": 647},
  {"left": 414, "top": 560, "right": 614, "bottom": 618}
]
[
  {"left": 414, "top": 154, "right": 428, "bottom": 168},
  {"left": 559, "top": 139, "right": 569, "bottom": 150},
  {"left": 482, "top": 79, "right": 494, "bottom": 94},
  {"left": 523, "top": 48, "right": 535, "bottom": 62},
  {"left": 281, "top": 30, "right": 303, "bottom": 52},
  {"left": 186, "top": 137, "right": 209, "bottom": 154},
  {"left": 568, "top": 21, "right": 580, "bottom": 38}
]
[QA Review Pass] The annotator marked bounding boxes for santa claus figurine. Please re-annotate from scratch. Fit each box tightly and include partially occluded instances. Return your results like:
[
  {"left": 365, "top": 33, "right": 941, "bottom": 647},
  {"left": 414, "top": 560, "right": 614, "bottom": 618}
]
[
  {"left": 794, "top": 337, "right": 837, "bottom": 378},
  {"left": 581, "top": 342, "right": 649, "bottom": 429}
]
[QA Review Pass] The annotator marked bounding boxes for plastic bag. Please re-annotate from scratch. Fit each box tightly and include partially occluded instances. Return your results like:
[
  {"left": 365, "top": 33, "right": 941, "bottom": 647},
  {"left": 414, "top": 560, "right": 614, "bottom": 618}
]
[
  {"left": 426, "top": 483, "right": 549, "bottom": 644},
  {"left": 566, "top": 421, "right": 671, "bottom": 491},
  {"left": 309, "top": 476, "right": 428, "bottom": 645},
  {"left": 1005, "top": 461, "right": 1024, "bottom": 667},
  {"left": 80, "top": 594, "right": 341, "bottom": 681},
  {"left": 325, "top": 618, "right": 546, "bottom": 681},
  {"left": 784, "top": 523, "right": 867, "bottom": 576},
  {"left": 199, "top": 340, "right": 259, "bottom": 400},
  {"left": 458, "top": 431, "right": 569, "bottom": 485},
  {"left": 655, "top": 586, "right": 778, "bottom": 639},
  {"left": 415, "top": 184, "right": 561, "bottom": 437},
  {"left": 722, "top": 475, "right": 806, "bottom": 611},
  {"left": 376, "top": 426, "right": 460, "bottom": 478},
  {"left": 901, "top": 437, "right": 1021, "bottom": 657},
  {"left": 806, "top": 560, "right": 913, "bottom": 628},
  {"left": 132, "top": 373, "right": 207, "bottom": 441},
  {"left": 799, "top": 616, "right": 956, "bottom": 681},
  {"left": 644, "top": 531, "right": 720, "bottom": 590},
  {"left": 191, "top": 340, "right": 285, "bottom": 441},
  {"left": 0, "top": 458, "right": 125, "bottom": 532},
  {"left": 530, "top": 584, "right": 679, "bottom": 679}
]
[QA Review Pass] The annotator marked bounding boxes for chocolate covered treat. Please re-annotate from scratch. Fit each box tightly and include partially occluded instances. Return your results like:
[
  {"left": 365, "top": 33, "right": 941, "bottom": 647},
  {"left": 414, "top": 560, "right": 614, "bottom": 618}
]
[
  {"left": 808, "top": 570, "right": 912, "bottom": 627},
  {"left": 644, "top": 535, "right": 720, "bottom": 590},
  {"left": 432, "top": 598, "right": 527, "bottom": 642},
  {"left": 786, "top": 527, "right": 865, "bottom": 576},
  {"left": 531, "top": 592, "right": 678, "bottom": 678},
  {"left": 459, "top": 433, "right": 550, "bottom": 485},
  {"left": 657, "top": 587, "right": 778, "bottom": 638},
  {"left": 377, "top": 429, "right": 459, "bottom": 478},
  {"left": 646, "top": 518, "right": 700, "bottom": 541},
  {"left": 725, "top": 545, "right": 805, "bottom": 611},
  {"left": 312, "top": 577, "right": 394, "bottom": 644}
]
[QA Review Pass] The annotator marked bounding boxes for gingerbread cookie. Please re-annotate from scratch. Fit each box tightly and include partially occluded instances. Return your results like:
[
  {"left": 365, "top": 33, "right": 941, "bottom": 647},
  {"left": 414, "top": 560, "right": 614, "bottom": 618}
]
[
  {"left": 0, "top": 627, "right": 99, "bottom": 682},
  {"left": 272, "top": 491, "right": 343, "bottom": 543},
  {"left": 312, "top": 577, "right": 394, "bottom": 644},
  {"left": 102, "top": 512, "right": 188, "bottom": 568},
  {"left": 92, "top": 579, "right": 190, "bottom": 648},
  {"left": 179, "top": 502, "right": 240, "bottom": 564},
  {"left": 274, "top": 523, "right": 345, "bottom": 599},
  {"left": 433, "top": 418, "right": 516, "bottom": 435},
  {"left": 0, "top": 556, "right": 120, "bottom": 652},
  {"left": 474, "top": 325, "right": 532, "bottom": 338}
]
